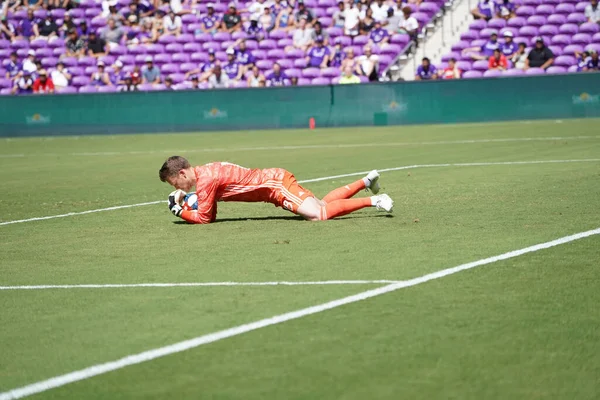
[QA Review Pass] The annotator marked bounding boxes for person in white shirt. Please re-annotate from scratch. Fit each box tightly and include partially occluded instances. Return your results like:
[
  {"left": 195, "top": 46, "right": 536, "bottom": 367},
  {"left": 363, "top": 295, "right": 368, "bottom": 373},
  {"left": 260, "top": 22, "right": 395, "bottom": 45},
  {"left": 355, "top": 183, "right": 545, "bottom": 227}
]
[
  {"left": 50, "top": 61, "right": 71, "bottom": 88},
  {"left": 385, "top": 7, "right": 403, "bottom": 33},
  {"left": 344, "top": 2, "right": 360, "bottom": 36},
  {"left": 356, "top": 45, "right": 379, "bottom": 81},
  {"left": 101, "top": 0, "right": 119, "bottom": 18},
  {"left": 399, "top": 6, "right": 418, "bottom": 40},
  {"left": 290, "top": 17, "right": 314, "bottom": 51},
  {"left": 22, "top": 50, "right": 37, "bottom": 74},
  {"left": 248, "top": 0, "right": 273, "bottom": 21},
  {"left": 370, "top": 0, "right": 388, "bottom": 22},
  {"left": 163, "top": 9, "right": 182, "bottom": 36},
  {"left": 585, "top": 0, "right": 600, "bottom": 24},
  {"left": 208, "top": 65, "right": 230, "bottom": 88}
]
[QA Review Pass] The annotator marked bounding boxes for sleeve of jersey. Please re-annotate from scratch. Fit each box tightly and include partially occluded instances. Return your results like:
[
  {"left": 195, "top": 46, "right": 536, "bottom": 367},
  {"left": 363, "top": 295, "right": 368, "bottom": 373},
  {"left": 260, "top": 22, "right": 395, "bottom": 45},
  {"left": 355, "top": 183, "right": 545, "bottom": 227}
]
[{"left": 179, "top": 168, "right": 219, "bottom": 224}]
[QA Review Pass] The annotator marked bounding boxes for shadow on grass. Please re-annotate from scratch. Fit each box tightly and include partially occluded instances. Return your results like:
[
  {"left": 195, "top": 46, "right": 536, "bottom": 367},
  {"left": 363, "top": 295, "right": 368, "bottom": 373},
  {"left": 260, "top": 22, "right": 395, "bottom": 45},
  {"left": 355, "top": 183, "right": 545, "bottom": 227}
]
[{"left": 172, "top": 214, "right": 393, "bottom": 224}]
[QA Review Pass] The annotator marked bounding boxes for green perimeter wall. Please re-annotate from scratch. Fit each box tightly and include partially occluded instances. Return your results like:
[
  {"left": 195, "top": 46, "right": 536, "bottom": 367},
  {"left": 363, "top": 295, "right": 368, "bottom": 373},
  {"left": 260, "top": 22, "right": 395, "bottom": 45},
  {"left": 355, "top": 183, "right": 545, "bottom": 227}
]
[{"left": 1, "top": 73, "right": 599, "bottom": 137}]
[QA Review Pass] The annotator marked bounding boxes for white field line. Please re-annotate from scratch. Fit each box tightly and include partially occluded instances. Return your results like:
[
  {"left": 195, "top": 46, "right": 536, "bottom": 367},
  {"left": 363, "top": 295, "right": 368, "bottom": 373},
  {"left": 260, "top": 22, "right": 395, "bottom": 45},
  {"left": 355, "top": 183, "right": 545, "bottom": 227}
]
[
  {"left": 0, "top": 135, "right": 597, "bottom": 159},
  {"left": 1, "top": 158, "right": 599, "bottom": 227},
  {"left": 0, "top": 280, "right": 398, "bottom": 290},
  {"left": 1, "top": 227, "right": 599, "bottom": 400}
]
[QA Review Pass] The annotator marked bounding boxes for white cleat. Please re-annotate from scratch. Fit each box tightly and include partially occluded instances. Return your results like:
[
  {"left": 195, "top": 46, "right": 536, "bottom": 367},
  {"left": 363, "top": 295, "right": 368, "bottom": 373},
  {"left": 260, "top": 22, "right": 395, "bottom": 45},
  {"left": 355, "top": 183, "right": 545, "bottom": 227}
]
[
  {"left": 365, "top": 170, "right": 380, "bottom": 194},
  {"left": 374, "top": 194, "right": 394, "bottom": 213}
]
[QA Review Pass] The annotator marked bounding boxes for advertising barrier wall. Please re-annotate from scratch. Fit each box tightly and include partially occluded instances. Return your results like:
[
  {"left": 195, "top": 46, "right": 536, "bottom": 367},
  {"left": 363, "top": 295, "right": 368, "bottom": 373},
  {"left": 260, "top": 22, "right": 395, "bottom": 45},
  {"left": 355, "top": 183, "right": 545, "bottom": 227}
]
[{"left": 0, "top": 73, "right": 599, "bottom": 137}]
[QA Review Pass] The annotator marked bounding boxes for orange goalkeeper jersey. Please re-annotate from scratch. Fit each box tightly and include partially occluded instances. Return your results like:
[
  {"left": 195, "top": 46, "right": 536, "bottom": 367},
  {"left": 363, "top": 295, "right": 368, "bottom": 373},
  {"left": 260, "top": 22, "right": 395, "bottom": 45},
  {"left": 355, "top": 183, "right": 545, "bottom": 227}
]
[{"left": 180, "top": 162, "right": 288, "bottom": 224}]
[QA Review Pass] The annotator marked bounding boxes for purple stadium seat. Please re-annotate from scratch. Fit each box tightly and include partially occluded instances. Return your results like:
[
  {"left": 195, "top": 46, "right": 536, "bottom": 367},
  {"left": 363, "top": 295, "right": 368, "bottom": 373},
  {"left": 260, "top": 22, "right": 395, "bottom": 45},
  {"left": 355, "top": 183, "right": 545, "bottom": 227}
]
[
  {"left": 526, "top": 15, "right": 547, "bottom": 27},
  {"left": 327, "top": 27, "right": 343, "bottom": 37},
  {"left": 460, "top": 30, "right": 479, "bottom": 40},
  {"left": 256, "top": 60, "right": 273, "bottom": 70},
  {"left": 483, "top": 69, "right": 503, "bottom": 77},
  {"left": 203, "top": 42, "right": 220, "bottom": 51},
  {"left": 378, "top": 54, "right": 392, "bottom": 67},
  {"left": 154, "top": 54, "right": 172, "bottom": 64},
  {"left": 84, "top": 66, "right": 97, "bottom": 75},
  {"left": 554, "top": 4, "right": 575, "bottom": 14},
  {"left": 0, "top": 78, "right": 12, "bottom": 88},
  {"left": 183, "top": 42, "right": 201, "bottom": 53},
  {"left": 190, "top": 53, "right": 207, "bottom": 63},
  {"left": 99, "top": 55, "right": 115, "bottom": 65},
  {"left": 539, "top": 25, "right": 558, "bottom": 36},
  {"left": 585, "top": 44, "right": 600, "bottom": 53},
  {"left": 48, "top": 38, "right": 65, "bottom": 48},
  {"left": 0, "top": 88, "right": 12, "bottom": 95},
  {"left": 30, "top": 38, "right": 48, "bottom": 49},
  {"left": 535, "top": 5, "right": 554, "bottom": 16},
  {"left": 0, "top": 39, "right": 10, "bottom": 49},
  {"left": 546, "top": 16, "right": 566, "bottom": 28},
  {"left": 41, "top": 57, "right": 58, "bottom": 68},
  {"left": 259, "top": 39, "right": 277, "bottom": 49},
  {"left": 551, "top": 34, "right": 571, "bottom": 46},
  {"left": 284, "top": 68, "right": 302, "bottom": 78},
  {"left": 507, "top": 17, "right": 527, "bottom": 28},
  {"left": 91, "top": 16, "right": 107, "bottom": 28},
  {"left": 0, "top": 49, "right": 10, "bottom": 60},
  {"left": 320, "top": 17, "right": 333, "bottom": 27},
  {"left": 336, "top": 36, "right": 352, "bottom": 46},
  {"left": 488, "top": 19, "right": 506, "bottom": 29},
  {"left": 353, "top": 35, "right": 369, "bottom": 46},
  {"left": 146, "top": 44, "right": 165, "bottom": 54},
  {"left": 390, "top": 34, "right": 409, "bottom": 46},
  {"left": 252, "top": 49, "right": 267, "bottom": 60},
  {"left": 321, "top": 67, "right": 340, "bottom": 78},
  {"left": 523, "top": 0, "right": 541, "bottom": 5},
  {"left": 134, "top": 54, "right": 148, "bottom": 64},
  {"left": 472, "top": 60, "right": 489, "bottom": 71},
  {"left": 215, "top": 50, "right": 227, "bottom": 62},
  {"left": 441, "top": 52, "right": 460, "bottom": 62},
  {"left": 463, "top": 70, "right": 483, "bottom": 78},
  {"left": 567, "top": 65, "right": 579, "bottom": 73},
  {"left": 166, "top": 43, "right": 184, "bottom": 53},
  {"left": 232, "top": 31, "right": 248, "bottom": 40},
  {"left": 558, "top": 23, "right": 578, "bottom": 35},
  {"left": 481, "top": 28, "right": 498, "bottom": 37},
  {"left": 179, "top": 62, "right": 197, "bottom": 73},
  {"left": 68, "top": 66, "right": 84, "bottom": 76},
  {"left": 311, "top": 77, "right": 330, "bottom": 85},
  {"left": 294, "top": 58, "right": 308, "bottom": 68},
  {"left": 419, "top": 2, "right": 440, "bottom": 14},
  {"left": 554, "top": 55, "right": 576, "bottom": 67},
  {"left": 503, "top": 68, "right": 525, "bottom": 76},
  {"left": 572, "top": 33, "right": 592, "bottom": 45},
  {"left": 563, "top": 44, "right": 584, "bottom": 55},
  {"left": 176, "top": 33, "right": 195, "bottom": 44},
  {"left": 519, "top": 26, "right": 539, "bottom": 37},
  {"left": 451, "top": 40, "right": 470, "bottom": 52},
  {"left": 97, "top": 86, "right": 117, "bottom": 93},
  {"left": 269, "top": 30, "right": 287, "bottom": 40},
  {"left": 35, "top": 48, "right": 53, "bottom": 58},
  {"left": 277, "top": 39, "right": 293, "bottom": 47},
  {"left": 525, "top": 67, "right": 545, "bottom": 75},
  {"left": 72, "top": 76, "right": 91, "bottom": 87},
  {"left": 181, "top": 14, "right": 197, "bottom": 24},
  {"left": 168, "top": 73, "right": 186, "bottom": 83},
  {"left": 469, "top": 20, "right": 487, "bottom": 30},
  {"left": 137, "top": 83, "right": 155, "bottom": 91},
  {"left": 128, "top": 46, "right": 147, "bottom": 55},
  {"left": 471, "top": 39, "right": 487, "bottom": 47},
  {"left": 213, "top": 32, "right": 232, "bottom": 42},
  {"left": 69, "top": 9, "right": 84, "bottom": 19},
  {"left": 566, "top": 13, "right": 587, "bottom": 25},
  {"left": 380, "top": 44, "right": 401, "bottom": 55},
  {"left": 579, "top": 23, "right": 600, "bottom": 34},
  {"left": 56, "top": 86, "right": 77, "bottom": 94},
  {"left": 594, "top": 32, "right": 600, "bottom": 42},
  {"left": 513, "top": 36, "right": 531, "bottom": 46},
  {"left": 61, "top": 57, "right": 78, "bottom": 67},
  {"left": 157, "top": 35, "right": 177, "bottom": 45},
  {"left": 275, "top": 59, "right": 293, "bottom": 69},
  {"left": 548, "top": 46, "right": 563, "bottom": 57},
  {"left": 194, "top": 33, "right": 212, "bottom": 43},
  {"left": 456, "top": 60, "right": 472, "bottom": 71},
  {"left": 287, "top": 48, "right": 305, "bottom": 59},
  {"left": 245, "top": 40, "right": 259, "bottom": 50},
  {"left": 575, "top": 2, "right": 589, "bottom": 12},
  {"left": 267, "top": 49, "right": 285, "bottom": 59},
  {"left": 516, "top": 6, "right": 535, "bottom": 17}
]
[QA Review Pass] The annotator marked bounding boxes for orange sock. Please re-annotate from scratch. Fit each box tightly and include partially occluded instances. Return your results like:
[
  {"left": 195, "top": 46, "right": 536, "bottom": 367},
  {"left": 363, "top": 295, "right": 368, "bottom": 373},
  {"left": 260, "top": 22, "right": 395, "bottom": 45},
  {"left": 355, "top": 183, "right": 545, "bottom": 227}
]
[
  {"left": 322, "top": 179, "right": 366, "bottom": 203},
  {"left": 320, "top": 197, "right": 372, "bottom": 220}
]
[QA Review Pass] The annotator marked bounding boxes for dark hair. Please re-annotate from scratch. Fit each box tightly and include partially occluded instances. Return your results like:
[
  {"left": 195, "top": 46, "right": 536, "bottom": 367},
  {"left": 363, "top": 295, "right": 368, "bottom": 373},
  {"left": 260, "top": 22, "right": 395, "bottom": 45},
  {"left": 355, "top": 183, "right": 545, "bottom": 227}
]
[
  {"left": 449, "top": 57, "right": 456, "bottom": 62},
  {"left": 159, "top": 156, "right": 191, "bottom": 182},
  {"left": 422, "top": 57, "right": 430, "bottom": 62}
]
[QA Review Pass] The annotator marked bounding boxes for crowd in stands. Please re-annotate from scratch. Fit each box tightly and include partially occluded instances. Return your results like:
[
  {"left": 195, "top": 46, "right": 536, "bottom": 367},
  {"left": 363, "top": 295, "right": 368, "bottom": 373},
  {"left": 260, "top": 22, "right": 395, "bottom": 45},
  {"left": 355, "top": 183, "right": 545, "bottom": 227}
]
[
  {"left": 418, "top": 0, "right": 600, "bottom": 80},
  {"left": 1, "top": 0, "right": 444, "bottom": 94}
]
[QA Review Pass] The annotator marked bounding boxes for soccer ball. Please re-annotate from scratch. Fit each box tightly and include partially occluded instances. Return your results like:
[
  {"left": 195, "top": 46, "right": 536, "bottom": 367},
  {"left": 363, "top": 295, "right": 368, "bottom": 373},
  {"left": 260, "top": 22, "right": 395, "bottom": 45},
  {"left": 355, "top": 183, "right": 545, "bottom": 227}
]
[{"left": 182, "top": 193, "right": 198, "bottom": 211}]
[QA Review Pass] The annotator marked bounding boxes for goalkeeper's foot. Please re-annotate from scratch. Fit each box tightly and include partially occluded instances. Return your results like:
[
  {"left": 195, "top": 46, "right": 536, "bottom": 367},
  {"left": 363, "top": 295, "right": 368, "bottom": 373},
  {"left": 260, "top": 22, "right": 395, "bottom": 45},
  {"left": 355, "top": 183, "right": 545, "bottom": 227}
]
[
  {"left": 373, "top": 194, "right": 394, "bottom": 213},
  {"left": 364, "top": 170, "right": 380, "bottom": 194}
]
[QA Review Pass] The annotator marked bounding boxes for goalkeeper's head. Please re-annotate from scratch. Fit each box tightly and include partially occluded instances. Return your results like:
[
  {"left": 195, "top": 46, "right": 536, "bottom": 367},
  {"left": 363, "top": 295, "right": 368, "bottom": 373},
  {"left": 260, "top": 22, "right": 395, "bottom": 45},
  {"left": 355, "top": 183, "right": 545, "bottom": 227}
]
[{"left": 159, "top": 156, "right": 195, "bottom": 192}]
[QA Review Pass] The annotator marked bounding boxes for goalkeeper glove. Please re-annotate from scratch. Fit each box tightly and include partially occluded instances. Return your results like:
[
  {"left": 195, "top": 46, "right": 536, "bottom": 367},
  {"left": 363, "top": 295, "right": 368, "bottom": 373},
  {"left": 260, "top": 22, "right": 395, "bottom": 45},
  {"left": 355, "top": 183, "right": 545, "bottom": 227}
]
[{"left": 168, "top": 191, "right": 183, "bottom": 217}]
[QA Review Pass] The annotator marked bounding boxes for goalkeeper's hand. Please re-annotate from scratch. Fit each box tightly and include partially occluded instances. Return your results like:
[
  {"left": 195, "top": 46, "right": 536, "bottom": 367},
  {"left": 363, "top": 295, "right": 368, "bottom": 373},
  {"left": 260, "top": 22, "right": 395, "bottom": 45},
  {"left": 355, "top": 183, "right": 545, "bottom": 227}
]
[{"left": 168, "top": 190, "right": 183, "bottom": 217}]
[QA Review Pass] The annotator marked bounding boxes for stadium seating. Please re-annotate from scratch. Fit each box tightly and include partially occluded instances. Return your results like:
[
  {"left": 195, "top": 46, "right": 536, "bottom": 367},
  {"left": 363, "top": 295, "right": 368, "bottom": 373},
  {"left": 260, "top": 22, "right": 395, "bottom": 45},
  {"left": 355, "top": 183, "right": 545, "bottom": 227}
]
[{"left": 1, "top": 0, "right": 447, "bottom": 94}]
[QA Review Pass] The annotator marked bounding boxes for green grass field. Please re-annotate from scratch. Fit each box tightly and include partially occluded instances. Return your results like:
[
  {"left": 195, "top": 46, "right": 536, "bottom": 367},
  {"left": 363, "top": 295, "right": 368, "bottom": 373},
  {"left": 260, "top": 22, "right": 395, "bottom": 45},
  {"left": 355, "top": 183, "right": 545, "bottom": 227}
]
[{"left": 1, "top": 119, "right": 599, "bottom": 399}]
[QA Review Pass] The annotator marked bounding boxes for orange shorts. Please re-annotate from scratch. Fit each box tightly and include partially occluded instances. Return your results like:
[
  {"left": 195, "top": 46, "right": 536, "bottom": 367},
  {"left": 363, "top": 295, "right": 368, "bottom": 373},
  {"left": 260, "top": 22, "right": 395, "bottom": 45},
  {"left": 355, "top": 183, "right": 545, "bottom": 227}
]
[{"left": 276, "top": 172, "right": 314, "bottom": 213}]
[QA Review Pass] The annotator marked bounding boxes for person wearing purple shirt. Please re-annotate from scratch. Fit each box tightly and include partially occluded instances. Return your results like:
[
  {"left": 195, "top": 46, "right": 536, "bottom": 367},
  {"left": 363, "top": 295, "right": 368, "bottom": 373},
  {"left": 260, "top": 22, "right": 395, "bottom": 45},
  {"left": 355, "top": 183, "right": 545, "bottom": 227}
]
[
  {"left": 1, "top": 18, "right": 17, "bottom": 41},
  {"left": 18, "top": 9, "right": 39, "bottom": 40},
  {"left": 472, "top": 0, "right": 495, "bottom": 21},
  {"left": 584, "top": 50, "right": 599, "bottom": 71},
  {"left": 306, "top": 36, "right": 330, "bottom": 68},
  {"left": 235, "top": 40, "right": 256, "bottom": 73},
  {"left": 415, "top": 57, "right": 438, "bottom": 80},
  {"left": 185, "top": 50, "right": 218, "bottom": 81},
  {"left": 500, "top": 31, "right": 517, "bottom": 57},
  {"left": 111, "top": 61, "right": 128, "bottom": 85},
  {"left": 576, "top": 51, "right": 590, "bottom": 72},
  {"left": 201, "top": 3, "right": 220, "bottom": 34},
  {"left": 246, "top": 16, "right": 264, "bottom": 41},
  {"left": 265, "top": 63, "right": 289, "bottom": 86},
  {"left": 223, "top": 48, "right": 242, "bottom": 81},
  {"left": 462, "top": 31, "right": 499, "bottom": 60},
  {"left": 496, "top": 0, "right": 516, "bottom": 20},
  {"left": 11, "top": 71, "right": 34, "bottom": 95},
  {"left": 5, "top": 52, "right": 22, "bottom": 81},
  {"left": 330, "top": 40, "right": 345, "bottom": 68},
  {"left": 369, "top": 21, "right": 389, "bottom": 45}
]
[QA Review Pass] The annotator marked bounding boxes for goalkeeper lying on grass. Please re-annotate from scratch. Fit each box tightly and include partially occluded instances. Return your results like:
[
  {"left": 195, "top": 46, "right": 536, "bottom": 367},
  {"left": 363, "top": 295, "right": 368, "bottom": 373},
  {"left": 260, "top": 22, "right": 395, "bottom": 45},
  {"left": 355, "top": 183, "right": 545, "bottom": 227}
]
[{"left": 159, "top": 156, "right": 394, "bottom": 224}]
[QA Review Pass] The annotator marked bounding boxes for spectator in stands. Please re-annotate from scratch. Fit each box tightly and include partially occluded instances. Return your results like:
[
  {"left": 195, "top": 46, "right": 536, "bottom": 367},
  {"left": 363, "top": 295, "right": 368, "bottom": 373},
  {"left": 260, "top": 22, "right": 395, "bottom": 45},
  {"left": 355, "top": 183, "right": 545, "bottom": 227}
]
[
  {"left": 306, "top": 36, "right": 330, "bottom": 68},
  {"left": 32, "top": 69, "right": 54, "bottom": 94},
  {"left": 22, "top": 50, "right": 37, "bottom": 74},
  {"left": 134, "top": 0, "right": 155, "bottom": 20},
  {"left": 164, "top": 76, "right": 174, "bottom": 90},
  {"left": 339, "top": 65, "right": 361, "bottom": 84},
  {"left": 102, "top": 0, "right": 118, "bottom": 18},
  {"left": 91, "top": 61, "right": 112, "bottom": 86},
  {"left": 120, "top": 75, "right": 138, "bottom": 91},
  {"left": 462, "top": 30, "right": 499, "bottom": 60},
  {"left": 0, "top": 17, "right": 16, "bottom": 41},
  {"left": 247, "top": 65, "right": 265, "bottom": 87},
  {"left": 265, "top": 62, "right": 289, "bottom": 86},
  {"left": 331, "top": 1, "right": 345, "bottom": 28},
  {"left": 102, "top": 19, "right": 125, "bottom": 49},
  {"left": 107, "top": 6, "right": 124, "bottom": 26},
  {"left": 260, "top": 6, "right": 276, "bottom": 32},
  {"left": 247, "top": 0, "right": 269, "bottom": 21},
  {"left": 221, "top": 3, "right": 242, "bottom": 33},
  {"left": 488, "top": 48, "right": 508, "bottom": 71},
  {"left": 111, "top": 60, "right": 127, "bottom": 85},
  {"left": 5, "top": 0, "right": 21, "bottom": 14},
  {"left": 31, "top": 60, "right": 43, "bottom": 80},
  {"left": 356, "top": 44, "right": 379, "bottom": 81},
  {"left": 151, "top": 12, "right": 166, "bottom": 42},
  {"left": 50, "top": 61, "right": 71, "bottom": 89},
  {"left": 415, "top": 57, "right": 438, "bottom": 80},
  {"left": 87, "top": 30, "right": 109, "bottom": 58},
  {"left": 275, "top": 5, "right": 295, "bottom": 31},
  {"left": 511, "top": 42, "right": 528, "bottom": 69},
  {"left": 295, "top": 0, "right": 314, "bottom": 25},
  {"left": 258, "top": 76, "right": 267, "bottom": 87},
  {"left": 496, "top": 0, "right": 516, "bottom": 20},
  {"left": 78, "top": 21, "right": 91, "bottom": 39},
  {"left": 246, "top": 15, "right": 265, "bottom": 40},
  {"left": 169, "top": 0, "right": 194, "bottom": 16},
  {"left": 398, "top": 7, "right": 418, "bottom": 41},
  {"left": 369, "top": 20, "right": 389, "bottom": 44},
  {"left": 290, "top": 17, "right": 313, "bottom": 51},
  {"left": 500, "top": 31, "right": 517, "bottom": 58},
  {"left": 60, "top": 12, "right": 77, "bottom": 37},
  {"left": 341, "top": 47, "right": 356, "bottom": 71},
  {"left": 126, "top": 13, "right": 140, "bottom": 28},
  {"left": 200, "top": 3, "right": 220, "bottom": 34},
  {"left": 471, "top": 0, "right": 495, "bottom": 21},
  {"left": 17, "top": 8, "right": 39, "bottom": 40},
  {"left": 5, "top": 52, "right": 21, "bottom": 81},
  {"left": 583, "top": 50, "right": 599, "bottom": 71},
  {"left": 208, "top": 65, "right": 230, "bottom": 88},
  {"left": 11, "top": 71, "right": 34, "bottom": 95},
  {"left": 525, "top": 37, "right": 554, "bottom": 70},
  {"left": 189, "top": 75, "right": 201, "bottom": 89},
  {"left": 142, "top": 56, "right": 161, "bottom": 84},
  {"left": 163, "top": 8, "right": 182, "bottom": 36},
  {"left": 371, "top": 0, "right": 388, "bottom": 22},
  {"left": 271, "top": 0, "right": 287, "bottom": 15},
  {"left": 186, "top": 49, "right": 218, "bottom": 81},
  {"left": 360, "top": 8, "right": 375, "bottom": 35},
  {"left": 385, "top": 8, "right": 403, "bottom": 35},
  {"left": 65, "top": 28, "right": 86, "bottom": 58},
  {"left": 37, "top": 11, "right": 58, "bottom": 40},
  {"left": 128, "top": 19, "right": 153, "bottom": 44},
  {"left": 575, "top": 50, "right": 591, "bottom": 71},
  {"left": 223, "top": 48, "right": 243, "bottom": 82},
  {"left": 344, "top": 1, "right": 360, "bottom": 37},
  {"left": 585, "top": 0, "right": 600, "bottom": 24},
  {"left": 130, "top": 65, "right": 142, "bottom": 85},
  {"left": 311, "top": 21, "right": 329, "bottom": 46},
  {"left": 290, "top": 76, "right": 298, "bottom": 86},
  {"left": 235, "top": 39, "right": 256, "bottom": 74},
  {"left": 330, "top": 38, "right": 345, "bottom": 68},
  {"left": 441, "top": 58, "right": 461, "bottom": 79}
]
